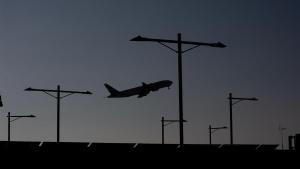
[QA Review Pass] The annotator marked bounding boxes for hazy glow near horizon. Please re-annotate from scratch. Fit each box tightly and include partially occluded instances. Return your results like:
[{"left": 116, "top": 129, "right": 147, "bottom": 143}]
[{"left": 0, "top": 0, "right": 299, "bottom": 147}]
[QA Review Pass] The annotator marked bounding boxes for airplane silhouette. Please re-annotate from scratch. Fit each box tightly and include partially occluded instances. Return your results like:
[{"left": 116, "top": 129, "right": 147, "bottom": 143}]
[{"left": 104, "top": 80, "right": 173, "bottom": 98}]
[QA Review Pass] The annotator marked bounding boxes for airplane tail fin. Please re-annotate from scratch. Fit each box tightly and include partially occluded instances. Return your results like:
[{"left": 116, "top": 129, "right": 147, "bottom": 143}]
[{"left": 104, "top": 83, "right": 120, "bottom": 96}]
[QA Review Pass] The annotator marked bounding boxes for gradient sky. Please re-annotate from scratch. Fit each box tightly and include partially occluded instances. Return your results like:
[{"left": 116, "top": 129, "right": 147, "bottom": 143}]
[{"left": 0, "top": 0, "right": 299, "bottom": 147}]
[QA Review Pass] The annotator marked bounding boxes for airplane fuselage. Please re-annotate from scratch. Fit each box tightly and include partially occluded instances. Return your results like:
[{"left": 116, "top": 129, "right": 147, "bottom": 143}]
[{"left": 105, "top": 80, "right": 173, "bottom": 98}]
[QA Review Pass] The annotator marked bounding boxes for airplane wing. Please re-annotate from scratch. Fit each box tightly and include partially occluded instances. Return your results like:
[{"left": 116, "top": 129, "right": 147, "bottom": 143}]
[
  {"left": 138, "top": 83, "right": 150, "bottom": 98},
  {"left": 137, "top": 90, "right": 150, "bottom": 98}
]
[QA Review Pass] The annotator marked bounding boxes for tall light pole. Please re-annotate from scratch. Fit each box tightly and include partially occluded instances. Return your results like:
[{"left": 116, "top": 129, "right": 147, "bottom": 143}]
[
  {"left": 228, "top": 93, "right": 258, "bottom": 145},
  {"left": 209, "top": 125, "right": 227, "bottom": 145},
  {"left": 7, "top": 112, "right": 36, "bottom": 142},
  {"left": 25, "top": 85, "right": 92, "bottom": 143},
  {"left": 161, "top": 116, "right": 187, "bottom": 145},
  {"left": 131, "top": 34, "right": 226, "bottom": 147}
]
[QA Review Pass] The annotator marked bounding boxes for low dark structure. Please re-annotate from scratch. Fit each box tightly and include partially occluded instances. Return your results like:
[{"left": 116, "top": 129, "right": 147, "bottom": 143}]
[
  {"left": 296, "top": 134, "right": 300, "bottom": 151},
  {"left": 0, "top": 141, "right": 281, "bottom": 153}
]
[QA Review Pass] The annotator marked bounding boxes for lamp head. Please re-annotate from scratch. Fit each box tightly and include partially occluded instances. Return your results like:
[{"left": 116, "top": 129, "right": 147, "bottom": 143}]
[
  {"left": 25, "top": 87, "right": 33, "bottom": 91},
  {"left": 85, "top": 91, "right": 92, "bottom": 94},
  {"left": 130, "top": 36, "right": 148, "bottom": 41},
  {"left": 211, "top": 42, "right": 226, "bottom": 48}
]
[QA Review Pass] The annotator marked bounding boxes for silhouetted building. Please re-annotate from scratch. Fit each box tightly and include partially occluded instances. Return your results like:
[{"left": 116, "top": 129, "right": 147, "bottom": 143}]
[
  {"left": 296, "top": 134, "right": 300, "bottom": 151},
  {"left": 0, "top": 141, "right": 279, "bottom": 153},
  {"left": 289, "top": 136, "right": 295, "bottom": 150}
]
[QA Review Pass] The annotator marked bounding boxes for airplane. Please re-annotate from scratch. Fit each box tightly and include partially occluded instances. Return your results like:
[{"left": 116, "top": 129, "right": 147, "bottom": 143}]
[{"left": 104, "top": 80, "right": 173, "bottom": 98}]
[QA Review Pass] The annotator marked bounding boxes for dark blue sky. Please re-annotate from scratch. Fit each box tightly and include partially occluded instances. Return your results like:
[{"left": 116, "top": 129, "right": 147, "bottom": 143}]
[{"left": 0, "top": 0, "right": 299, "bottom": 147}]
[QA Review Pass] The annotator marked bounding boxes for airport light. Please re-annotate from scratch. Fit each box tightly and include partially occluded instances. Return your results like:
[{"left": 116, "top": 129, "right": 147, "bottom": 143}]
[
  {"left": 161, "top": 116, "right": 187, "bottom": 144},
  {"left": 25, "top": 85, "right": 92, "bottom": 143},
  {"left": 7, "top": 112, "right": 36, "bottom": 142},
  {"left": 209, "top": 125, "right": 227, "bottom": 145},
  {"left": 132, "top": 33, "right": 226, "bottom": 147},
  {"left": 228, "top": 93, "right": 258, "bottom": 145}
]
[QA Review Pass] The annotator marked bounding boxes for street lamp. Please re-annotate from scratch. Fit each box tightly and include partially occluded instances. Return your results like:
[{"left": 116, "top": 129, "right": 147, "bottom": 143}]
[
  {"left": 161, "top": 116, "right": 187, "bottom": 145},
  {"left": 208, "top": 125, "right": 227, "bottom": 145},
  {"left": 25, "top": 85, "right": 92, "bottom": 143},
  {"left": 228, "top": 93, "right": 258, "bottom": 145},
  {"left": 7, "top": 112, "right": 36, "bottom": 142},
  {"left": 132, "top": 34, "right": 226, "bottom": 147}
]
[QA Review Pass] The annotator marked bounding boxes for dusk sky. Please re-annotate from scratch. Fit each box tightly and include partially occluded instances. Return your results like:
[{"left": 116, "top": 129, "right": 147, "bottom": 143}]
[{"left": 0, "top": 0, "right": 299, "bottom": 148}]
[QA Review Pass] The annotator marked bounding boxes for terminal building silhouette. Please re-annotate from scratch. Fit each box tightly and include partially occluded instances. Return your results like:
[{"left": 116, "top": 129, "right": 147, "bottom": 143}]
[
  {"left": 0, "top": 141, "right": 293, "bottom": 153},
  {"left": 1, "top": 134, "right": 299, "bottom": 152}
]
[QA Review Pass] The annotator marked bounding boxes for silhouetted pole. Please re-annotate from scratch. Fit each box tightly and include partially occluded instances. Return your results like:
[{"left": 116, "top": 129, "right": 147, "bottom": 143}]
[
  {"left": 162, "top": 116, "right": 165, "bottom": 144},
  {"left": 209, "top": 125, "right": 212, "bottom": 145},
  {"left": 25, "top": 85, "right": 92, "bottom": 143},
  {"left": 7, "top": 112, "right": 35, "bottom": 142},
  {"left": 228, "top": 93, "right": 258, "bottom": 145},
  {"left": 177, "top": 33, "right": 184, "bottom": 146},
  {"left": 229, "top": 93, "right": 233, "bottom": 145},
  {"left": 8, "top": 112, "right": 10, "bottom": 142},
  {"left": 282, "top": 132, "right": 284, "bottom": 150},
  {"left": 57, "top": 85, "right": 60, "bottom": 143},
  {"left": 131, "top": 34, "right": 226, "bottom": 147}
]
